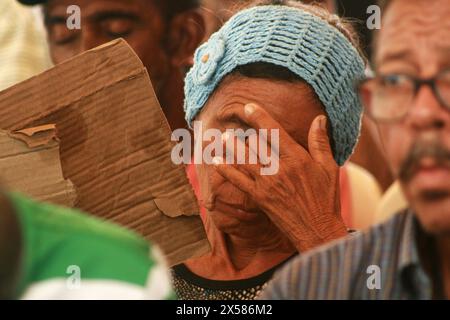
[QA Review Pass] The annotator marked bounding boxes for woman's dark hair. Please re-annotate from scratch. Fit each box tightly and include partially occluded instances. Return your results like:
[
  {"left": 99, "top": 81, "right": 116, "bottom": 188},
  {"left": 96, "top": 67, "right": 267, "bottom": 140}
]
[{"left": 232, "top": 63, "right": 301, "bottom": 83}]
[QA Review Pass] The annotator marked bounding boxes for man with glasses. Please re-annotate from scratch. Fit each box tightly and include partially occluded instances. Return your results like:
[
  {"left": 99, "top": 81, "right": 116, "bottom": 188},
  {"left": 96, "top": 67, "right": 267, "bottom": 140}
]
[{"left": 261, "top": 0, "right": 450, "bottom": 300}]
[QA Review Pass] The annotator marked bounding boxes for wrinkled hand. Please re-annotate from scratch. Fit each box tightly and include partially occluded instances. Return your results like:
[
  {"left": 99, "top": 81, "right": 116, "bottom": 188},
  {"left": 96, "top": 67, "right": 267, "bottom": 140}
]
[{"left": 212, "top": 103, "right": 347, "bottom": 252}]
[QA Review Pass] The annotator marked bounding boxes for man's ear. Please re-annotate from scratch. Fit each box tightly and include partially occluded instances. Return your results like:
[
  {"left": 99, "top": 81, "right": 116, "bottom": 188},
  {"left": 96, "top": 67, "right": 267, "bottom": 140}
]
[{"left": 166, "top": 9, "right": 206, "bottom": 68}]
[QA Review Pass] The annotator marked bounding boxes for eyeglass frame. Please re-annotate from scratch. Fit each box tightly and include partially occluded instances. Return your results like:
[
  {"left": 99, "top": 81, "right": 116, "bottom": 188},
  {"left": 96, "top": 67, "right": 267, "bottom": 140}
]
[{"left": 357, "top": 68, "right": 450, "bottom": 123}]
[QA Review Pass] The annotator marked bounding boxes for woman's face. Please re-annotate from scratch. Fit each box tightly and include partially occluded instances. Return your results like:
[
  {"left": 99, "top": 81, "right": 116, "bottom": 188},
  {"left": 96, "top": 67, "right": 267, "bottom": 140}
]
[{"left": 195, "top": 75, "right": 326, "bottom": 238}]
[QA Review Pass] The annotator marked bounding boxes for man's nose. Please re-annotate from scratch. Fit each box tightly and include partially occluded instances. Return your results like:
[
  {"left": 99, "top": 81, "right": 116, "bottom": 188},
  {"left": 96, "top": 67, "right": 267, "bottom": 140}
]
[
  {"left": 406, "top": 85, "right": 448, "bottom": 132},
  {"left": 79, "top": 28, "right": 102, "bottom": 52}
]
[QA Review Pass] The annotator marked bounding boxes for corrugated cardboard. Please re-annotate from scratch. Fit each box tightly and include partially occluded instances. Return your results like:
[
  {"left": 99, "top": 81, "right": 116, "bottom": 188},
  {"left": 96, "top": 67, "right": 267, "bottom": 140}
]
[
  {"left": 0, "top": 125, "right": 76, "bottom": 206},
  {"left": 0, "top": 39, "right": 209, "bottom": 266}
]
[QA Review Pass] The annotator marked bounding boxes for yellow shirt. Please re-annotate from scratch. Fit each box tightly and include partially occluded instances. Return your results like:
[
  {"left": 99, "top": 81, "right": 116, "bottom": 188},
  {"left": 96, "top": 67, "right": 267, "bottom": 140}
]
[{"left": 0, "top": 0, "right": 51, "bottom": 91}]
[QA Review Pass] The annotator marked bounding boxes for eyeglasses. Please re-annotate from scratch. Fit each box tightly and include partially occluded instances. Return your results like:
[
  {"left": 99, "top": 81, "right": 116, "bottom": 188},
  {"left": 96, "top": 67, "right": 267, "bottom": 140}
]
[{"left": 357, "top": 69, "right": 450, "bottom": 123}]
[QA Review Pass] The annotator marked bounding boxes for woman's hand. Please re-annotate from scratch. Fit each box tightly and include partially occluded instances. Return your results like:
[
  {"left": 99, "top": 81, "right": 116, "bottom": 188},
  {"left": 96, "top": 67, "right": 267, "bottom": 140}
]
[{"left": 212, "top": 103, "right": 347, "bottom": 252}]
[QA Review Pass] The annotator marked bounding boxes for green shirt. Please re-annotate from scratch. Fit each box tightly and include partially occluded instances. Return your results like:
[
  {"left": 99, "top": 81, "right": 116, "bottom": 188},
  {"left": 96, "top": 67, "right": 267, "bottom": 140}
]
[{"left": 10, "top": 193, "right": 173, "bottom": 300}]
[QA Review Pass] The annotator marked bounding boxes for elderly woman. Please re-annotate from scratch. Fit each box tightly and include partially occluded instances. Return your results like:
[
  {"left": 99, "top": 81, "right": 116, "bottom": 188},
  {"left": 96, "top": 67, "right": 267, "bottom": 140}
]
[{"left": 172, "top": 0, "right": 366, "bottom": 299}]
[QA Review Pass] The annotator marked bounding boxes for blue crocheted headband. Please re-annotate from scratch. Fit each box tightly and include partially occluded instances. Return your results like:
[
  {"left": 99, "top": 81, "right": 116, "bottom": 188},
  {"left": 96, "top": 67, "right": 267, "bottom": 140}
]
[{"left": 184, "top": 5, "right": 366, "bottom": 165}]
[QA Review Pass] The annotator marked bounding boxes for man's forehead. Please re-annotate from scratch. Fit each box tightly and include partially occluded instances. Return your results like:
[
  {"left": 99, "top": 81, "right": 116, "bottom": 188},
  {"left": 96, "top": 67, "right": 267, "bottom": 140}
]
[
  {"left": 45, "top": 0, "right": 158, "bottom": 20},
  {"left": 46, "top": 0, "right": 147, "bottom": 9},
  {"left": 376, "top": 0, "right": 450, "bottom": 66}
]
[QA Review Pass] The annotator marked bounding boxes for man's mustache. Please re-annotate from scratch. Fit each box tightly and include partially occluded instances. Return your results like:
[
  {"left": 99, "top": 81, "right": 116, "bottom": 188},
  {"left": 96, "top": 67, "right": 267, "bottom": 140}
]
[{"left": 399, "top": 139, "right": 450, "bottom": 183}]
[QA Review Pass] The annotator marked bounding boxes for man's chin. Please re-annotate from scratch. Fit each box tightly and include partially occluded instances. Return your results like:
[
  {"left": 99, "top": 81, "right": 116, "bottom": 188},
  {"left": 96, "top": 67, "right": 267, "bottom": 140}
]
[{"left": 408, "top": 191, "right": 450, "bottom": 235}]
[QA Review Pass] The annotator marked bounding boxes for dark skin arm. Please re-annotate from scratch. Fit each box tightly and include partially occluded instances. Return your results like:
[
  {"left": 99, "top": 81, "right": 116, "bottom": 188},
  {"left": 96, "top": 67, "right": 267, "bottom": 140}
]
[{"left": 0, "top": 191, "right": 22, "bottom": 300}]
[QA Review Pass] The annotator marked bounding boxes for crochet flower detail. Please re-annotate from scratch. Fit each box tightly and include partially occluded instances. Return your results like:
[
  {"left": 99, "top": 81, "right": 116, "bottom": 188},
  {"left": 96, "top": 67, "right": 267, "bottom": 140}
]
[{"left": 193, "top": 34, "right": 226, "bottom": 85}]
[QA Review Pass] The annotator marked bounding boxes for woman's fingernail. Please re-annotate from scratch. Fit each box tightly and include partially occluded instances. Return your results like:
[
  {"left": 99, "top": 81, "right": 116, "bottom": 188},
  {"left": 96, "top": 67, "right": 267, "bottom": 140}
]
[
  {"left": 244, "top": 103, "right": 256, "bottom": 117},
  {"left": 319, "top": 115, "right": 327, "bottom": 131},
  {"left": 212, "top": 157, "right": 222, "bottom": 165}
]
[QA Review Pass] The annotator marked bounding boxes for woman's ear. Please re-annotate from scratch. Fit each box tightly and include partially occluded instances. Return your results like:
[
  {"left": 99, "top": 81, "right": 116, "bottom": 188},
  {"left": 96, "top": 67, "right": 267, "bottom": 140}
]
[{"left": 166, "top": 9, "right": 206, "bottom": 68}]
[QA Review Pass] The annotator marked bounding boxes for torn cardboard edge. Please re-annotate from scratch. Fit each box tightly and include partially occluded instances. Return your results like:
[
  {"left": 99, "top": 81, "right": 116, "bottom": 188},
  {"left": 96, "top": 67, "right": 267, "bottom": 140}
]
[
  {"left": 0, "top": 39, "right": 210, "bottom": 266},
  {"left": 9, "top": 124, "right": 59, "bottom": 148},
  {"left": 0, "top": 126, "right": 77, "bottom": 207}
]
